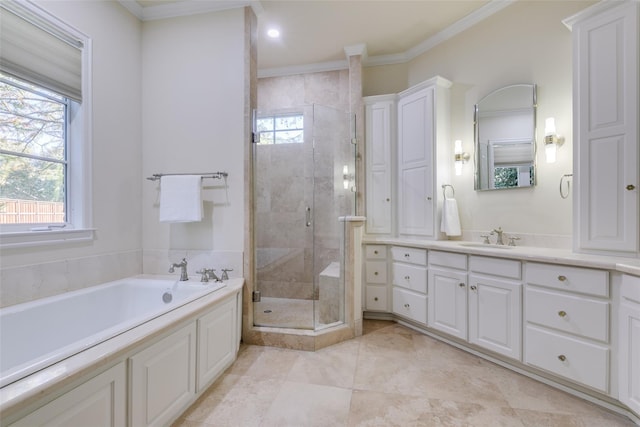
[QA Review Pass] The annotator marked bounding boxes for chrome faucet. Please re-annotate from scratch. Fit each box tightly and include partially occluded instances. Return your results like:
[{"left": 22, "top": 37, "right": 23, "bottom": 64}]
[
  {"left": 169, "top": 258, "right": 189, "bottom": 281},
  {"left": 196, "top": 268, "right": 220, "bottom": 282},
  {"left": 491, "top": 227, "right": 505, "bottom": 245},
  {"left": 221, "top": 268, "right": 233, "bottom": 281}
]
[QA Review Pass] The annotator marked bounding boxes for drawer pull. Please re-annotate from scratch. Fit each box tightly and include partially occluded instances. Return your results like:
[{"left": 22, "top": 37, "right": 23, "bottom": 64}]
[
  {"left": 627, "top": 184, "right": 636, "bottom": 191},
  {"left": 404, "top": 275, "right": 410, "bottom": 280},
  {"left": 374, "top": 250, "right": 379, "bottom": 255},
  {"left": 470, "top": 285, "right": 477, "bottom": 291},
  {"left": 404, "top": 303, "right": 410, "bottom": 308},
  {"left": 404, "top": 253, "right": 410, "bottom": 258},
  {"left": 558, "top": 275, "right": 567, "bottom": 282},
  {"left": 558, "top": 355, "right": 567, "bottom": 362},
  {"left": 459, "top": 283, "right": 465, "bottom": 288},
  {"left": 558, "top": 310, "right": 567, "bottom": 318},
  {"left": 374, "top": 297, "right": 379, "bottom": 301},
  {"left": 374, "top": 271, "right": 379, "bottom": 276}
]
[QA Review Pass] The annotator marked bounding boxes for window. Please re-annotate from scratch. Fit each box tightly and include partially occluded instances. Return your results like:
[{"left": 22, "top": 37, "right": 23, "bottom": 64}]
[
  {"left": 256, "top": 114, "right": 304, "bottom": 145},
  {"left": 0, "top": 74, "right": 68, "bottom": 225},
  {"left": 0, "top": 1, "right": 92, "bottom": 247}
]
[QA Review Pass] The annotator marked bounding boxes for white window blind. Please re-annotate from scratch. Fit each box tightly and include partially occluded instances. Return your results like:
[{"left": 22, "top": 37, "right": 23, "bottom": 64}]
[{"left": 0, "top": 1, "right": 83, "bottom": 102}]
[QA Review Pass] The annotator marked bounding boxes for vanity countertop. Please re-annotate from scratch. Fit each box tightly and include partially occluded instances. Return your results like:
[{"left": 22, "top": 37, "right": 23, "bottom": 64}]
[{"left": 363, "top": 237, "right": 640, "bottom": 277}]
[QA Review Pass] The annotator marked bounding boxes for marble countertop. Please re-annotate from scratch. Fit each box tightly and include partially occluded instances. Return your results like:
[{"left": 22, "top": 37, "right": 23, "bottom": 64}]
[
  {"left": 0, "top": 278, "right": 244, "bottom": 419},
  {"left": 363, "top": 237, "right": 640, "bottom": 276}
]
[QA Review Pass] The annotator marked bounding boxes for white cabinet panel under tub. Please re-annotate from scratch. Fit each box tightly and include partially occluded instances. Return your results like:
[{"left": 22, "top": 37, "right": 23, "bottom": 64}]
[
  {"left": 9, "top": 362, "right": 126, "bottom": 427},
  {"left": 130, "top": 322, "right": 197, "bottom": 427}
]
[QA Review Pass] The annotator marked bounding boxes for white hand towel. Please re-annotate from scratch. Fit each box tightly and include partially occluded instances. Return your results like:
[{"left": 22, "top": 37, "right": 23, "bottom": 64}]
[
  {"left": 159, "top": 175, "right": 203, "bottom": 223},
  {"left": 441, "top": 197, "right": 461, "bottom": 237}
]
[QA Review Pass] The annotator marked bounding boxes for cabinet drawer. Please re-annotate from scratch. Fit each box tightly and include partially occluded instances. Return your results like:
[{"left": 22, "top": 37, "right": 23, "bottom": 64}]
[
  {"left": 621, "top": 274, "right": 640, "bottom": 305},
  {"left": 392, "top": 287, "right": 427, "bottom": 324},
  {"left": 525, "top": 325, "right": 609, "bottom": 393},
  {"left": 365, "top": 285, "right": 388, "bottom": 311},
  {"left": 469, "top": 256, "right": 520, "bottom": 279},
  {"left": 429, "top": 250, "right": 467, "bottom": 270},
  {"left": 392, "top": 262, "right": 427, "bottom": 293},
  {"left": 525, "top": 262, "right": 608, "bottom": 297},
  {"left": 365, "top": 261, "right": 387, "bottom": 284},
  {"left": 526, "top": 287, "right": 609, "bottom": 342},
  {"left": 390, "top": 246, "right": 427, "bottom": 265},
  {"left": 365, "top": 245, "right": 387, "bottom": 259}
]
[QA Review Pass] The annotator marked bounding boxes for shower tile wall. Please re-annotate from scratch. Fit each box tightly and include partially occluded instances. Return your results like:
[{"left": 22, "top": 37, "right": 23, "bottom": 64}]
[{"left": 257, "top": 71, "right": 350, "bottom": 301}]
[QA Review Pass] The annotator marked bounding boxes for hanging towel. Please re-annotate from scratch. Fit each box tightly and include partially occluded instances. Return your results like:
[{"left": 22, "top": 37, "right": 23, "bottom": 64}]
[
  {"left": 159, "top": 175, "right": 203, "bottom": 222},
  {"left": 441, "top": 197, "right": 462, "bottom": 237}
]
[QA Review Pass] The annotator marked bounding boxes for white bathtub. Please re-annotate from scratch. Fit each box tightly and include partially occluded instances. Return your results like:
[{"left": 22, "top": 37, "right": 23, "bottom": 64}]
[{"left": 0, "top": 276, "right": 226, "bottom": 388}]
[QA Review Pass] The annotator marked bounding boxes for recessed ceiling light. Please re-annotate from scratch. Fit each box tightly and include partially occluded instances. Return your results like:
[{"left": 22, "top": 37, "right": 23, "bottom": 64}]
[{"left": 267, "top": 28, "right": 280, "bottom": 38}]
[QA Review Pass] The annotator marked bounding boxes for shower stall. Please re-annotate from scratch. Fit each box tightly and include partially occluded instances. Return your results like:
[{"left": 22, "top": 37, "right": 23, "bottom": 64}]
[{"left": 253, "top": 104, "right": 355, "bottom": 331}]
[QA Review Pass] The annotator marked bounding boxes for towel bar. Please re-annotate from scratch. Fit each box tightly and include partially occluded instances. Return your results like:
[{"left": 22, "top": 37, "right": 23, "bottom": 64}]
[{"left": 146, "top": 172, "right": 228, "bottom": 181}]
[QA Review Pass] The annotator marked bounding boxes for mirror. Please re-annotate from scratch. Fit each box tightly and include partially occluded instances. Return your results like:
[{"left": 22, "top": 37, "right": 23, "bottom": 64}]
[{"left": 474, "top": 84, "right": 537, "bottom": 191}]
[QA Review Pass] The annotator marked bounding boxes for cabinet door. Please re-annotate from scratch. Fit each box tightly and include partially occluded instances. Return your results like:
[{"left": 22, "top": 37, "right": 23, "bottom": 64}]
[
  {"left": 469, "top": 274, "right": 522, "bottom": 360},
  {"left": 397, "top": 87, "right": 434, "bottom": 237},
  {"left": 619, "top": 302, "right": 640, "bottom": 414},
  {"left": 11, "top": 362, "right": 126, "bottom": 427},
  {"left": 428, "top": 268, "right": 467, "bottom": 340},
  {"left": 197, "top": 297, "right": 237, "bottom": 392},
  {"left": 365, "top": 98, "right": 394, "bottom": 234},
  {"left": 130, "top": 322, "right": 197, "bottom": 427},
  {"left": 573, "top": 1, "right": 639, "bottom": 254}
]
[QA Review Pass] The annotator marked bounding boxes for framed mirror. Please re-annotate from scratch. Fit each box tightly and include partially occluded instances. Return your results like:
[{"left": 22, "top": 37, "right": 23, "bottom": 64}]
[{"left": 474, "top": 84, "right": 537, "bottom": 191}]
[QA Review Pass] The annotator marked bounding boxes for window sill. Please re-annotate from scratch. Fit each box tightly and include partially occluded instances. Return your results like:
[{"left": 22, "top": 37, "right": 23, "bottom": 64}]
[{"left": 0, "top": 228, "right": 95, "bottom": 249}]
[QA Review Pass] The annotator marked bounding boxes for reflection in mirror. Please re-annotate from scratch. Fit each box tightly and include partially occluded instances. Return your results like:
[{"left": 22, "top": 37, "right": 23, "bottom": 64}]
[{"left": 474, "top": 84, "right": 537, "bottom": 191}]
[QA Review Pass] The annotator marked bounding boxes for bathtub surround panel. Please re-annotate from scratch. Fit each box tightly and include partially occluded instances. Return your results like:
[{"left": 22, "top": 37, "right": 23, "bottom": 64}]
[{"left": 0, "top": 250, "right": 142, "bottom": 308}]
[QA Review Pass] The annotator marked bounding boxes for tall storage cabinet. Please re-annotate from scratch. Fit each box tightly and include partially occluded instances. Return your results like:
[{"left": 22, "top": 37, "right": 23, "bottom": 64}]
[
  {"left": 565, "top": 1, "right": 639, "bottom": 256},
  {"left": 397, "top": 76, "right": 451, "bottom": 239},
  {"left": 364, "top": 95, "right": 395, "bottom": 235}
]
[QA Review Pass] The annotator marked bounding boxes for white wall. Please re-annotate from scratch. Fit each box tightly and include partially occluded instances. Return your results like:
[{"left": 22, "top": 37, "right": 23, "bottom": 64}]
[
  {"left": 0, "top": 1, "right": 143, "bottom": 306},
  {"left": 141, "top": 9, "right": 246, "bottom": 275},
  {"left": 365, "top": 1, "right": 595, "bottom": 245}
]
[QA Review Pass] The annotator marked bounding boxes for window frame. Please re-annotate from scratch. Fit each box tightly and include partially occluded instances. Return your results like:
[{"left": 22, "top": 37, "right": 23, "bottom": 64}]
[{"left": 0, "top": 1, "right": 93, "bottom": 249}]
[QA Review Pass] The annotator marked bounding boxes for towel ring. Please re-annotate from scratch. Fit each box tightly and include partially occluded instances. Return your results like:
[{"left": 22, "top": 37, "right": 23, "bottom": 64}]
[
  {"left": 442, "top": 184, "right": 455, "bottom": 199},
  {"left": 560, "top": 174, "right": 572, "bottom": 199}
]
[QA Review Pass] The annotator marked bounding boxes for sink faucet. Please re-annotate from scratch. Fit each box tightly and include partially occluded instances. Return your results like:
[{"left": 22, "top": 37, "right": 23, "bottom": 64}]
[
  {"left": 169, "top": 258, "right": 189, "bottom": 281},
  {"left": 492, "top": 227, "right": 505, "bottom": 245}
]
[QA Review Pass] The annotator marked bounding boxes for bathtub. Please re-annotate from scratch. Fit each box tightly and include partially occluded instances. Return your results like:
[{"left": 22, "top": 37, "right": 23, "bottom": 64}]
[{"left": 0, "top": 276, "right": 226, "bottom": 388}]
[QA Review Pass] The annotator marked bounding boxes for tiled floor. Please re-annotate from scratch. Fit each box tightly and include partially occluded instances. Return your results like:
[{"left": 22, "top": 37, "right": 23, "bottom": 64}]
[{"left": 173, "top": 320, "right": 637, "bottom": 427}]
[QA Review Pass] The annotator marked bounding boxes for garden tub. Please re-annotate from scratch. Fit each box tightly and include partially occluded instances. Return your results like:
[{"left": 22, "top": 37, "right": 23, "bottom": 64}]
[{"left": 0, "top": 275, "right": 226, "bottom": 388}]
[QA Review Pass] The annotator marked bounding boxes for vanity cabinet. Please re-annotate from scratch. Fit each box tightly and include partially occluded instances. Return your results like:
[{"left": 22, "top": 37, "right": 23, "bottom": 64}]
[
  {"left": 427, "top": 251, "right": 468, "bottom": 340},
  {"left": 397, "top": 76, "right": 451, "bottom": 239},
  {"left": 566, "top": 1, "right": 639, "bottom": 256},
  {"left": 468, "top": 256, "right": 522, "bottom": 360},
  {"left": 391, "top": 246, "right": 428, "bottom": 324},
  {"left": 364, "top": 96, "right": 395, "bottom": 235},
  {"left": 363, "top": 245, "right": 389, "bottom": 312},
  {"left": 619, "top": 274, "right": 640, "bottom": 414},
  {"left": 524, "top": 262, "right": 611, "bottom": 394},
  {"left": 9, "top": 362, "right": 126, "bottom": 427}
]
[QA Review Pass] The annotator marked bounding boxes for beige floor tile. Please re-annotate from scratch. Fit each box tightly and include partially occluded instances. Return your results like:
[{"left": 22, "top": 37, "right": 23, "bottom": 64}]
[
  {"left": 428, "top": 399, "right": 525, "bottom": 427},
  {"left": 287, "top": 338, "right": 359, "bottom": 388},
  {"left": 347, "top": 389, "right": 433, "bottom": 427},
  {"left": 261, "top": 381, "right": 352, "bottom": 427},
  {"left": 225, "top": 343, "right": 301, "bottom": 379}
]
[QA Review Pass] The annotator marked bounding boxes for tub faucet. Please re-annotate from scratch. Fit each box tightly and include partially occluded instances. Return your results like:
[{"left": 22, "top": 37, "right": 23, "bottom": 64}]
[
  {"left": 169, "top": 258, "right": 189, "bottom": 281},
  {"left": 491, "top": 227, "right": 505, "bottom": 245},
  {"left": 196, "top": 268, "right": 220, "bottom": 283}
]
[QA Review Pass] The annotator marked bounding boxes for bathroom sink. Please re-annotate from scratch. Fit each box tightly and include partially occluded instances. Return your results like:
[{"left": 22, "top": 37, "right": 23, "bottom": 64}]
[{"left": 458, "top": 242, "right": 513, "bottom": 250}]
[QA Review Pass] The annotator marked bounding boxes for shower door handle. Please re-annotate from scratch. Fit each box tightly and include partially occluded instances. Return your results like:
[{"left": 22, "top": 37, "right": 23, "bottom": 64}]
[{"left": 305, "top": 206, "right": 312, "bottom": 227}]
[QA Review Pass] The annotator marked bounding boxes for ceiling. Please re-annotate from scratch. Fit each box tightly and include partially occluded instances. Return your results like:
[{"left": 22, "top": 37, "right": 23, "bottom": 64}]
[{"left": 127, "top": 0, "right": 511, "bottom": 76}]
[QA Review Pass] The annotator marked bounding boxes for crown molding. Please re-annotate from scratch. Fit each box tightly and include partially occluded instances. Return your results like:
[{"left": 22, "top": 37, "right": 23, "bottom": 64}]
[{"left": 117, "top": 0, "right": 257, "bottom": 21}]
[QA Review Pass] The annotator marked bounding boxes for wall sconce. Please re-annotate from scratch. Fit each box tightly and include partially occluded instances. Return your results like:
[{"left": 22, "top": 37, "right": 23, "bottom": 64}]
[
  {"left": 544, "top": 117, "right": 564, "bottom": 163},
  {"left": 343, "top": 165, "right": 355, "bottom": 191},
  {"left": 454, "top": 140, "right": 470, "bottom": 176}
]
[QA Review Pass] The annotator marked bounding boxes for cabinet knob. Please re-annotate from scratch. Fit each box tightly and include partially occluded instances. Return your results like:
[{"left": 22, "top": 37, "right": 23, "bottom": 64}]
[
  {"left": 404, "top": 275, "right": 410, "bottom": 280},
  {"left": 626, "top": 184, "right": 636, "bottom": 191},
  {"left": 374, "top": 250, "right": 378, "bottom": 255},
  {"left": 374, "top": 297, "right": 379, "bottom": 301},
  {"left": 386, "top": 198, "right": 390, "bottom": 202},
  {"left": 470, "top": 285, "right": 477, "bottom": 291},
  {"left": 374, "top": 271, "right": 379, "bottom": 276},
  {"left": 459, "top": 283, "right": 465, "bottom": 288},
  {"left": 427, "top": 197, "right": 432, "bottom": 201},
  {"left": 404, "top": 253, "right": 410, "bottom": 258},
  {"left": 558, "top": 355, "right": 567, "bottom": 362},
  {"left": 404, "top": 303, "right": 410, "bottom": 308},
  {"left": 558, "top": 310, "right": 567, "bottom": 318},
  {"left": 558, "top": 275, "right": 567, "bottom": 282}
]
